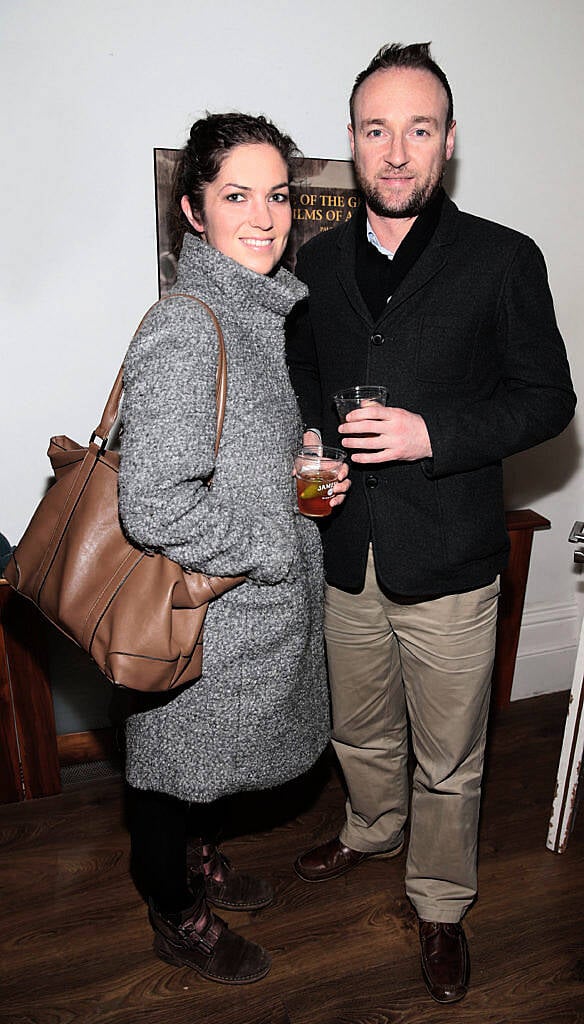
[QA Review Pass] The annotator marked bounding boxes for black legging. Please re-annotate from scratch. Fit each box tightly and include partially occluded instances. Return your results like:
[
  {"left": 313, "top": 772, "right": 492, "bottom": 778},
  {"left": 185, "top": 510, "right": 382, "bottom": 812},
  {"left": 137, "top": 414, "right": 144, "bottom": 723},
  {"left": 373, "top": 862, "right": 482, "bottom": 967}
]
[
  {"left": 126, "top": 784, "right": 221, "bottom": 915},
  {"left": 116, "top": 686, "right": 224, "bottom": 915}
]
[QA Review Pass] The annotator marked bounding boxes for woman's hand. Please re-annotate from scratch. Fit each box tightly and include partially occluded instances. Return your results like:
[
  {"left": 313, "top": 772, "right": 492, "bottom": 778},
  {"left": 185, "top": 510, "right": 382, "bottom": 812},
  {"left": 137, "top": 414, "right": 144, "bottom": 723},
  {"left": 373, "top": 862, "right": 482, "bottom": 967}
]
[
  {"left": 329, "top": 459, "right": 351, "bottom": 508},
  {"left": 299, "top": 430, "right": 351, "bottom": 509}
]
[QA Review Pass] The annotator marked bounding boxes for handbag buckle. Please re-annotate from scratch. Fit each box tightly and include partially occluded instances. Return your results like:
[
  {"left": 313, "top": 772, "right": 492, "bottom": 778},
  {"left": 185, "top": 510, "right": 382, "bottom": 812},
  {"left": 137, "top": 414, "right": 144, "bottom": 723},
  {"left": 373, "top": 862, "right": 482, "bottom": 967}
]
[{"left": 89, "top": 431, "right": 108, "bottom": 453}]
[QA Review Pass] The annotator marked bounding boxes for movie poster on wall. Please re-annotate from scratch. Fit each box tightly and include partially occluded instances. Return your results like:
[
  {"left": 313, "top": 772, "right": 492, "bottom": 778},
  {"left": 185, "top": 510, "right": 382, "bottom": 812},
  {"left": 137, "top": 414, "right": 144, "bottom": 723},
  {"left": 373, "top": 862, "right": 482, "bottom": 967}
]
[{"left": 154, "top": 150, "right": 360, "bottom": 296}]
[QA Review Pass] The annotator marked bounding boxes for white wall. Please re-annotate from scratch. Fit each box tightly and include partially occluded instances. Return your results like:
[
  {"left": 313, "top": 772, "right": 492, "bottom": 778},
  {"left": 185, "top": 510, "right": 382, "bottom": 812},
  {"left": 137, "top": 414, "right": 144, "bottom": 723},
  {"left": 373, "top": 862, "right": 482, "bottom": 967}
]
[{"left": 2, "top": 0, "right": 583, "bottom": 727}]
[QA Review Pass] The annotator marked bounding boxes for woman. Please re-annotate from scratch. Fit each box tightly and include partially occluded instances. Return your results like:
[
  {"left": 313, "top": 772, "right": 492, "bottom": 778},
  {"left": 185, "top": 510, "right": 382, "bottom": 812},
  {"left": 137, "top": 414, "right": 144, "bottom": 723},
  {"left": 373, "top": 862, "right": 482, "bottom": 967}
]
[{"left": 118, "top": 112, "right": 348, "bottom": 985}]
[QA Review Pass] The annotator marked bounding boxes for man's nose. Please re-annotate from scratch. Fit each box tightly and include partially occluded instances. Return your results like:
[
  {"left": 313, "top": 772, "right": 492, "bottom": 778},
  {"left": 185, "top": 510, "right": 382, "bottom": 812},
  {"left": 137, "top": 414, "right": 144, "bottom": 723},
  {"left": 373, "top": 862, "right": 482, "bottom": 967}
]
[{"left": 384, "top": 136, "right": 408, "bottom": 169}]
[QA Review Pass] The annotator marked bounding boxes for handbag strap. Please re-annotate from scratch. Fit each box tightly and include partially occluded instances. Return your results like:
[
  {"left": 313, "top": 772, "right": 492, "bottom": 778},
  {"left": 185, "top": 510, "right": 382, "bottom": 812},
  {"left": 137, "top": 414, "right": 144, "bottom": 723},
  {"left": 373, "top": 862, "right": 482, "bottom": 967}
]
[{"left": 91, "top": 294, "right": 227, "bottom": 457}]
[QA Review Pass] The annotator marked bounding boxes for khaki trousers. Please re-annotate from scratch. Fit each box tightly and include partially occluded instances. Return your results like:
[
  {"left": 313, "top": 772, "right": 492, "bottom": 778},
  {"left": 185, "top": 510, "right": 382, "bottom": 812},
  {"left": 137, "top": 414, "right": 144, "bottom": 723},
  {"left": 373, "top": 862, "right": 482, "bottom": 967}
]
[{"left": 324, "top": 547, "right": 499, "bottom": 923}]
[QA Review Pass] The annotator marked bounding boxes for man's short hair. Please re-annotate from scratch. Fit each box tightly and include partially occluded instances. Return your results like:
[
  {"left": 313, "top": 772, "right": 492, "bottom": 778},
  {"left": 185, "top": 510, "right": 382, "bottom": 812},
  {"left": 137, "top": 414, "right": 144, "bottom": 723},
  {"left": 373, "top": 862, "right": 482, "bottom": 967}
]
[{"left": 349, "top": 42, "right": 454, "bottom": 130}]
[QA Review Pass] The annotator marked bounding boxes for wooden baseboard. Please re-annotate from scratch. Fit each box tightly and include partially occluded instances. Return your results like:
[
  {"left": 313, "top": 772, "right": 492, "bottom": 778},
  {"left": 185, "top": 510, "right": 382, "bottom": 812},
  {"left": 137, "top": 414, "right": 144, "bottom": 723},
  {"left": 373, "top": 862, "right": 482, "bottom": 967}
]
[{"left": 57, "top": 728, "right": 119, "bottom": 766}]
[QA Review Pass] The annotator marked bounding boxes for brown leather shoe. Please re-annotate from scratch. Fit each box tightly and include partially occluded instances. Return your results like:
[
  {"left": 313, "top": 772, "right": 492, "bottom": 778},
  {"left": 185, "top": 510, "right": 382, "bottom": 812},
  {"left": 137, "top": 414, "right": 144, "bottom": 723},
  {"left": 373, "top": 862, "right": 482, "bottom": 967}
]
[
  {"left": 419, "top": 920, "right": 469, "bottom": 1003},
  {"left": 294, "top": 834, "right": 404, "bottom": 882},
  {"left": 150, "top": 898, "right": 271, "bottom": 984},
  {"left": 187, "top": 841, "right": 273, "bottom": 911}
]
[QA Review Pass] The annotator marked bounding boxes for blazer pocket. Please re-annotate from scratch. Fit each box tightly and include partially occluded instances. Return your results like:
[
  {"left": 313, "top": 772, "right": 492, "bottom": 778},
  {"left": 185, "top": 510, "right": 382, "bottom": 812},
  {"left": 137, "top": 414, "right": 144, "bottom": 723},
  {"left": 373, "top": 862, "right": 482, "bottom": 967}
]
[{"left": 415, "top": 315, "right": 477, "bottom": 383}]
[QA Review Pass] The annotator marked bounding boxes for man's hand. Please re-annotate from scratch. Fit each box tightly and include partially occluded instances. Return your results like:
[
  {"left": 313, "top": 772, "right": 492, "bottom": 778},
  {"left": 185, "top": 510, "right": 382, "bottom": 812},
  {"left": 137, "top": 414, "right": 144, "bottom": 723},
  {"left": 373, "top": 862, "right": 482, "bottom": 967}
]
[{"left": 338, "top": 406, "right": 432, "bottom": 463}]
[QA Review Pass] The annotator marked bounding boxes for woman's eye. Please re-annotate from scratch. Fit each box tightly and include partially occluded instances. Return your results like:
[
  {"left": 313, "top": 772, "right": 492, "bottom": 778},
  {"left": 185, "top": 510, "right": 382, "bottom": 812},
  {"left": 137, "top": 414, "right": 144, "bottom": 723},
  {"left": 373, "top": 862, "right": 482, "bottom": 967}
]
[
  {"left": 269, "top": 192, "right": 289, "bottom": 204},
  {"left": 225, "top": 192, "right": 245, "bottom": 202}
]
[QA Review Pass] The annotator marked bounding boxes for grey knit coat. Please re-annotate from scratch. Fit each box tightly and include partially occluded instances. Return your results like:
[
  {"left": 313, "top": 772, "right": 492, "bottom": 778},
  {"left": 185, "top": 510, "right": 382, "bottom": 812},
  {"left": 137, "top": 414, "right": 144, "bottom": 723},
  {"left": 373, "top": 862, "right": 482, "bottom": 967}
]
[{"left": 118, "top": 235, "right": 330, "bottom": 802}]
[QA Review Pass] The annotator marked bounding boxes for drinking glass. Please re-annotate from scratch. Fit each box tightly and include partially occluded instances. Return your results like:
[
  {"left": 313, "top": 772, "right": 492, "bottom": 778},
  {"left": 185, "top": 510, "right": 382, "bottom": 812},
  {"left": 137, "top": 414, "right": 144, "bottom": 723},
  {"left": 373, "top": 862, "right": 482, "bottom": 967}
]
[
  {"left": 333, "top": 385, "right": 388, "bottom": 422},
  {"left": 294, "top": 446, "right": 346, "bottom": 518}
]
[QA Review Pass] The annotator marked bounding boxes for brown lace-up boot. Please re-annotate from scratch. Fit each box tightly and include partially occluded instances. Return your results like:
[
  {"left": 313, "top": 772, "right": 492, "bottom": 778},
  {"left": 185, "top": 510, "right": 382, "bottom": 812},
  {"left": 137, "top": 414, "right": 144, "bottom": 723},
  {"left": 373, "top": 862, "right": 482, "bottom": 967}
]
[
  {"left": 187, "top": 840, "right": 273, "bottom": 911},
  {"left": 149, "top": 896, "right": 271, "bottom": 984}
]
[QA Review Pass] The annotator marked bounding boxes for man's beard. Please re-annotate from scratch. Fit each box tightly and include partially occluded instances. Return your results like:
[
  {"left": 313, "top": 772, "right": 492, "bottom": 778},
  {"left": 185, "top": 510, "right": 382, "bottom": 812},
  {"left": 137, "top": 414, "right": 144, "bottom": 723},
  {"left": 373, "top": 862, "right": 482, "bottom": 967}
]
[{"left": 355, "top": 166, "right": 444, "bottom": 219}]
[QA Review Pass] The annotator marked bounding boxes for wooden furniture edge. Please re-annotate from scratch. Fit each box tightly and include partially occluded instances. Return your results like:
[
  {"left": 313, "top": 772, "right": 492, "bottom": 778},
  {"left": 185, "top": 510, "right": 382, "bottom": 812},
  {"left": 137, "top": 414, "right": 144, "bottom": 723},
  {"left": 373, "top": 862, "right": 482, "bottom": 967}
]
[{"left": 493, "top": 509, "right": 551, "bottom": 709}]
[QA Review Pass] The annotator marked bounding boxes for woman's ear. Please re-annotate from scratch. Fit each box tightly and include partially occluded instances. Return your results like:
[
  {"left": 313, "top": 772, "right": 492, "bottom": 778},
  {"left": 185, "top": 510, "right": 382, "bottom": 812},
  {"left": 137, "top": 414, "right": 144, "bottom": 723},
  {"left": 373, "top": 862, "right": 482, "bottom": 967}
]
[{"left": 181, "top": 195, "right": 205, "bottom": 234}]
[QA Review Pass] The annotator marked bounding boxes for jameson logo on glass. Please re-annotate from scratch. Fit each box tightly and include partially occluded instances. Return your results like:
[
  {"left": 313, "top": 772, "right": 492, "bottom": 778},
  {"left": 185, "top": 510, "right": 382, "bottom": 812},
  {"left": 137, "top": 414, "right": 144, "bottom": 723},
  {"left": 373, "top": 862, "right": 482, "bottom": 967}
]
[
  {"left": 153, "top": 151, "right": 360, "bottom": 294},
  {"left": 294, "top": 446, "right": 346, "bottom": 518}
]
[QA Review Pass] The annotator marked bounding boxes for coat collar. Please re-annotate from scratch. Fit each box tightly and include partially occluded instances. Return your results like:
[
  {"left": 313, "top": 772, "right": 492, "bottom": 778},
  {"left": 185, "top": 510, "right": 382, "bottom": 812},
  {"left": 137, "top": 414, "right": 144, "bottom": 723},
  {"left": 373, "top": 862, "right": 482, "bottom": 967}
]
[
  {"left": 175, "top": 234, "right": 308, "bottom": 322},
  {"left": 334, "top": 193, "right": 460, "bottom": 326}
]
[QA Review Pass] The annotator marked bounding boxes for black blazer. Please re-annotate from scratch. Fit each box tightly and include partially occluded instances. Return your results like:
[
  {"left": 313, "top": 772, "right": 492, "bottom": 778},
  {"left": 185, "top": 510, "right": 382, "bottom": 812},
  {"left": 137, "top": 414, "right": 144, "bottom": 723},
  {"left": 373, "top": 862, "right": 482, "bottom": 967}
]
[{"left": 286, "top": 195, "right": 576, "bottom": 595}]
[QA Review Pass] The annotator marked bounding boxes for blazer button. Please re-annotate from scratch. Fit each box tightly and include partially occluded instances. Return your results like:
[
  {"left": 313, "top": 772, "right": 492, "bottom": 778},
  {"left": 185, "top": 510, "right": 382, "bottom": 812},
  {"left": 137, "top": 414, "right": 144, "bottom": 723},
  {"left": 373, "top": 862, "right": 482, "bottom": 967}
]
[
  {"left": 365, "top": 475, "right": 379, "bottom": 488},
  {"left": 371, "top": 333, "right": 384, "bottom": 346}
]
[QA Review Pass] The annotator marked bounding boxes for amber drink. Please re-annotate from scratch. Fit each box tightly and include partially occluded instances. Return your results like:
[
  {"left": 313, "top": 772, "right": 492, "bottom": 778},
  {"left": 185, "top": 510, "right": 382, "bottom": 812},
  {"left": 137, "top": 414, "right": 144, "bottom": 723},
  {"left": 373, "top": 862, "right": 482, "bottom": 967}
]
[{"left": 294, "top": 446, "right": 346, "bottom": 518}]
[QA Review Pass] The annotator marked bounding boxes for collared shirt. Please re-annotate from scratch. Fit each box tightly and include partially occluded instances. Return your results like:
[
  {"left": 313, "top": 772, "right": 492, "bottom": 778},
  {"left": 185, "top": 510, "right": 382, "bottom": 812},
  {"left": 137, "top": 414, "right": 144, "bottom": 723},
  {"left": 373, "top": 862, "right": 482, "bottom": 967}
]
[
  {"left": 356, "top": 188, "right": 445, "bottom": 322},
  {"left": 366, "top": 219, "right": 395, "bottom": 260}
]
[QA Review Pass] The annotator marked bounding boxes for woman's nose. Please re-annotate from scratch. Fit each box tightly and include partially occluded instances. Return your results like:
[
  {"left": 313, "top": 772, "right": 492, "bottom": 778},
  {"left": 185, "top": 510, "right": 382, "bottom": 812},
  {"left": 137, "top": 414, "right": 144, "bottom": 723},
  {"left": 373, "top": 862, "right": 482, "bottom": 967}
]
[{"left": 249, "top": 200, "right": 274, "bottom": 229}]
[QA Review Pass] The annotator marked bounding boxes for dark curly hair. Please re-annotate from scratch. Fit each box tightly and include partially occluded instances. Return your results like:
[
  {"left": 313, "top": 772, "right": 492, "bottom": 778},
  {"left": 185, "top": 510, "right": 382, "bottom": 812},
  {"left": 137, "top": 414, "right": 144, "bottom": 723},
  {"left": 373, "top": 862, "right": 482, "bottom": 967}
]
[{"left": 168, "top": 111, "right": 301, "bottom": 258}]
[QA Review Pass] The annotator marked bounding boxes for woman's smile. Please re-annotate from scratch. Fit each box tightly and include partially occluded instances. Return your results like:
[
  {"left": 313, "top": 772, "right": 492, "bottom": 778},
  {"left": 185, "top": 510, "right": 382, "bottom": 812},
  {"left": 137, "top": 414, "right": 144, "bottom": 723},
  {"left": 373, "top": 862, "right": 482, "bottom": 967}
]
[{"left": 182, "top": 143, "right": 292, "bottom": 274}]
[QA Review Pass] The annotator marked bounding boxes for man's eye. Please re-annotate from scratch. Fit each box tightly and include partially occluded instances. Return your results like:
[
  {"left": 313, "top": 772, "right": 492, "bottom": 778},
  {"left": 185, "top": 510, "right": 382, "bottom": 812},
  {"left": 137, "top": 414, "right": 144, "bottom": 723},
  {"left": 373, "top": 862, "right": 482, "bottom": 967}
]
[
  {"left": 367, "top": 129, "right": 383, "bottom": 138},
  {"left": 413, "top": 129, "right": 429, "bottom": 137}
]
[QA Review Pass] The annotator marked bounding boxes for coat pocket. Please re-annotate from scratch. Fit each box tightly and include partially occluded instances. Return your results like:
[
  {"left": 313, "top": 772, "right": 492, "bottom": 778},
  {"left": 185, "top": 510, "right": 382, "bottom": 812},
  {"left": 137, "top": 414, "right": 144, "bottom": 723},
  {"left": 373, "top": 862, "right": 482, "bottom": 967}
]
[{"left": 415, "top": 315, "right": 477, "bottom": 384}]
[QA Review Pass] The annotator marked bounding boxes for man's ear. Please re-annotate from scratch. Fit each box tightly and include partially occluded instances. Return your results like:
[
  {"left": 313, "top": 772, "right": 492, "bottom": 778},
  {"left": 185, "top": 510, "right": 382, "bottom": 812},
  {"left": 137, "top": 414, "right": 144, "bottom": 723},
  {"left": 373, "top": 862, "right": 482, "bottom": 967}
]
[
  {"left": 347, "top": 123, "right": 356, "bottom": 161},
  {"left": 445, "top": 120, "right": 456, "bottom": 161}
]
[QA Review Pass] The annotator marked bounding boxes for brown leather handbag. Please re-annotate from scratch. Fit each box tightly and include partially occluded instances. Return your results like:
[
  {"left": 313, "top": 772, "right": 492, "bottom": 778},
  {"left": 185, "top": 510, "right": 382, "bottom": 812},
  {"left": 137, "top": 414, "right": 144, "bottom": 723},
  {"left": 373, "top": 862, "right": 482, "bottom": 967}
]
[{"left": 3, "top": 295, "right": 245, "bottom": 691}]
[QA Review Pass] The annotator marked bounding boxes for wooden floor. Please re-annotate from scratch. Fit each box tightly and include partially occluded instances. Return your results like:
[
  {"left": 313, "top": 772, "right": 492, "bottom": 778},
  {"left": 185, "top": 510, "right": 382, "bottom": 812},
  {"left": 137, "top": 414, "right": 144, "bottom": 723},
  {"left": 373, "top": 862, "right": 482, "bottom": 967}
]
[{"left": 0, "top": 691, "right": 582, "bottom": 1024}]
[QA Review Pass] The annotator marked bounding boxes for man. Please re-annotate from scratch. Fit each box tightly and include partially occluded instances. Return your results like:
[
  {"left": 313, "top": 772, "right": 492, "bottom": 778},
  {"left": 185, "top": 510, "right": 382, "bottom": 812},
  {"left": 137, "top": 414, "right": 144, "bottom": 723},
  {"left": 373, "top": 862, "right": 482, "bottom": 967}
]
[{"left": 286, "top": 43, "right": 575, "bottom": 1004}]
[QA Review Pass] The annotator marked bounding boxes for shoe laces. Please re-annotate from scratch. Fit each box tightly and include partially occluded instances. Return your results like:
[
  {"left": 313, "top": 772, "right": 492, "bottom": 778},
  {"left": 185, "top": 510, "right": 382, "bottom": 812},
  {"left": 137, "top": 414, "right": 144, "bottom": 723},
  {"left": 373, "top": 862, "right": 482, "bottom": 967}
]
[{"left": 200, "top": 844, "right": 231, "bottom": 884}]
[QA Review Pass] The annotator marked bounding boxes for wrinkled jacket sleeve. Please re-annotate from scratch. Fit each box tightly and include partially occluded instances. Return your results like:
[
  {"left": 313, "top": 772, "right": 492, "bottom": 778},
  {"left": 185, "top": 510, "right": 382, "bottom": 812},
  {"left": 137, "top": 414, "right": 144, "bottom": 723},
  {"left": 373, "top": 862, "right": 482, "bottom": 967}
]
[
  {"left": 423, "top": 237, "right": 576, "bottom": 478},
  {"left": 118, "top": 299, "right": 296, "bottom": 584}
]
